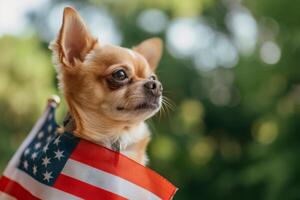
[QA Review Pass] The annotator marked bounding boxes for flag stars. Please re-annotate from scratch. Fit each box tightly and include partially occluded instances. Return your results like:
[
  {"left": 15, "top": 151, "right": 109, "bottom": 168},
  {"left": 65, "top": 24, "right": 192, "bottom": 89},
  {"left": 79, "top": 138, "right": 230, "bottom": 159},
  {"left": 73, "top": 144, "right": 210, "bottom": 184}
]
[
  {"left": 34, "top": 142, "right": 41, "bottom": 150},
  {"left": 31, "top": 152, "right": 38, "bottom": 160},
  {"left": 54, "top": 136, "right": 61, "bottom": 146},
  {"left": 43, "top": 171, "right": 53, "bottom": 182},
  {"left": 54, "top": 149, "right": 64, "bottom": 160},
  {"left": 42, "top": 156, "right": 51, "bottom": 167},
  {"left": 33, "top": 165, "right": 37, "bottom": 175},
  {"left": 37, "top": 131, "right": 44, "bottom": 139},
  {"left": 23, "top": 160, "right": 29, "bottom": 170},
  {"left": 46, "top": 136, "right": 52, "bottom": 143},
  {"left": 48, "top": 125, "right": 52, "bottom": 133},
  {"left": 43, "top": 144, "right": 49, "bottom": 153},
  {"left": 24, "top": 148, "right": 30, "bottom": 156}
]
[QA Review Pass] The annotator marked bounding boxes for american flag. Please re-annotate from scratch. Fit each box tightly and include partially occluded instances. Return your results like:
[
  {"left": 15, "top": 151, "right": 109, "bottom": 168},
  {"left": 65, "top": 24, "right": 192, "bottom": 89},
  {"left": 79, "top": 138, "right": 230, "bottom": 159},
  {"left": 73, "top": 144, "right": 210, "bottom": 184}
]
[{"left": 0, "top": 101, "right": 177, "bottom": 200}]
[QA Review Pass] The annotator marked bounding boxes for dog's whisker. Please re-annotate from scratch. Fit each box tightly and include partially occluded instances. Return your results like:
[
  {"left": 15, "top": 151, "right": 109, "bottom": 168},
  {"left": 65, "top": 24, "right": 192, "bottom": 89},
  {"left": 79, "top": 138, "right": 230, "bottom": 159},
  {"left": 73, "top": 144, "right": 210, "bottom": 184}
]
[
  {"left": 158, "top": 99, "right": 170, "bottom": 118},
  {"left": 163, "top": 102, "right": 171, "bottom": 117},
  {"left": 162, "top": 97, "right": 175, "bottom": 111}
]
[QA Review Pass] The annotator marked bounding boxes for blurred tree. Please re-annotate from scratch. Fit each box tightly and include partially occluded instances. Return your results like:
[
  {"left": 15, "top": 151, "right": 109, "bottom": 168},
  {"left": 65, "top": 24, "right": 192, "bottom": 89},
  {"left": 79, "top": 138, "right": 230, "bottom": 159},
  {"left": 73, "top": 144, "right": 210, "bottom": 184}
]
[{"left": 0, "top": 36, "right": 59, "bottom": 170}]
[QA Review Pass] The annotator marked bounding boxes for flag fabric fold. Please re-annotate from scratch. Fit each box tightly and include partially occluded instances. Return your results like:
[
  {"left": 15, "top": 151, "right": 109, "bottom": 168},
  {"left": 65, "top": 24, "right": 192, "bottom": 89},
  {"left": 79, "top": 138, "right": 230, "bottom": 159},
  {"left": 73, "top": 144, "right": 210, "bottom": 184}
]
[{"left": 0, "top": 102, "right": 177, "bottom": 200}]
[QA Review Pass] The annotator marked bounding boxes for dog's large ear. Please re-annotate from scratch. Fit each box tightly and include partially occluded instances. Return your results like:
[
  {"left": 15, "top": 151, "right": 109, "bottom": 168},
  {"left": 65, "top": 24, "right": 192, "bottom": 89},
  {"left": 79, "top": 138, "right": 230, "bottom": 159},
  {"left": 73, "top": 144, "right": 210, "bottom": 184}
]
[
  {"left": 133, "top": 38, "right": 163, "bottom": 71},
  {"left": 55, "top": 7, "right": 96, "bottom": 66}
]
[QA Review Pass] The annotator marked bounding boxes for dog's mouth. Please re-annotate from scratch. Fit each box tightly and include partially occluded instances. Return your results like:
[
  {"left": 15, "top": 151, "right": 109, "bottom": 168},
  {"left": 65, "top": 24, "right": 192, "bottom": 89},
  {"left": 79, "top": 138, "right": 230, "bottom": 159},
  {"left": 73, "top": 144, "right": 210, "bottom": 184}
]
[
  {"left": 117, "top": 98, "right": 161, "bottom": 111},
  {"left": 134, "top": 102, "right": 160, "bottom": 110}
]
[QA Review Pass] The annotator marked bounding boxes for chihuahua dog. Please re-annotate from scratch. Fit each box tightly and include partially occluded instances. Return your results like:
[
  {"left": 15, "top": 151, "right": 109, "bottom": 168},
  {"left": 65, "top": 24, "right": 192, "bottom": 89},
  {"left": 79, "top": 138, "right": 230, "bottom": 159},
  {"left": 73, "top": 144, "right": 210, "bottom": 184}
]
[{"left": 49, "top": 7, "right": 163, "bottom": 165}]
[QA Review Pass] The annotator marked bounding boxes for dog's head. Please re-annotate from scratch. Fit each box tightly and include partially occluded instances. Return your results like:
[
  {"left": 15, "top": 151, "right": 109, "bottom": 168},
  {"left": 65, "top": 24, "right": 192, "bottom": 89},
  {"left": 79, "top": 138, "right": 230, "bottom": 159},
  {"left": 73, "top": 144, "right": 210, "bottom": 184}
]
[{"left": 50, "top": 7, "right": 163, "bottom": 140}]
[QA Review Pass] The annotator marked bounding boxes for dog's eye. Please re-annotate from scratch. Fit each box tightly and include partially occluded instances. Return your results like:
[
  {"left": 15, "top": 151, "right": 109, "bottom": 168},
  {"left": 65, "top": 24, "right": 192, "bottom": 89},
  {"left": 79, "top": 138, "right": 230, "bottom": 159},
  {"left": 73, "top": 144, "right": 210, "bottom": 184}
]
[{"left": 112, "top": 69, "right": 127, "bottom": 81}]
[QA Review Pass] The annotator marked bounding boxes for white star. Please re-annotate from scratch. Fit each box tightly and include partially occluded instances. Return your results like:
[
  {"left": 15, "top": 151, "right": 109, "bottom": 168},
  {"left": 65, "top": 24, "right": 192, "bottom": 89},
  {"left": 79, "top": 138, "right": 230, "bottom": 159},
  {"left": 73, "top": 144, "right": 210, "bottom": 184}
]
[
  {"left": 42, "top": 156, "right": 51, "bottom": 167},
  {"left": 37, "top": 131, "right": 44, "bottom": 139},
  {"left": 33, "top": 165, "right": 37, "bottom": 175},
  {"left": 54, "top": 136, "right": 61, "bottom": 146},
  {"left": 54, "top": 149, "right": 64, "bottom": 160},
  {"left": 24, "top": 148, "right": 30, "bottom": 156},
  {"left": 46, "top": 136, "right": 52, "bottom": 143},
  {"left": 34, "top": 142, "right": 41, "bottom": 150},
  {"left": 43, "top": 171, "right": 53, "bottom": 182},
  {"left": 23, "top": 160, "right": 29, "bottom": 169},
  {"left": 48, "top": 125, "right": 52, "bottom": 133},
  {"left": 43, "top": 144, "right": 49, "bottom": 153},
  {"left": 31, "top": 152, "right": 38, "bottom": 160}
]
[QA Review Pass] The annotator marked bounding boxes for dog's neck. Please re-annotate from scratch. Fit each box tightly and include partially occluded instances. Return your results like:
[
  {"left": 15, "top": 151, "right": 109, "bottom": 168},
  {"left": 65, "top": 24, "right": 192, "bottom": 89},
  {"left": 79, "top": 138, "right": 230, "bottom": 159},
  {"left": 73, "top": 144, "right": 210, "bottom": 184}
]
[
  {"left": 63, "top": 112, "right": 122, "bottom": 151},
  {"left": 63, "top": 110, "right": 147, "bottom": 152}
]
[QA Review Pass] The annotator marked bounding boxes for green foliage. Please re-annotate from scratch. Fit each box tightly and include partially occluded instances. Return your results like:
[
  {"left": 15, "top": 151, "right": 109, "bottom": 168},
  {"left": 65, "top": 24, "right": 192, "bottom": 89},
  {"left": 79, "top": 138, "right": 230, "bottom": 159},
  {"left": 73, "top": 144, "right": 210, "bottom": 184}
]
[{"left": 0, "top": 36, "right": 57, "bottom": 170}]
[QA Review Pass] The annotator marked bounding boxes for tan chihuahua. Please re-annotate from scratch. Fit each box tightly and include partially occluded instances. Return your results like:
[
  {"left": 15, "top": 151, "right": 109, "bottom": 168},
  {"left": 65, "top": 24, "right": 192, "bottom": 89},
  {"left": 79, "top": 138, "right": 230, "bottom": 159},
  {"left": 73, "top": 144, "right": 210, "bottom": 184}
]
[{"left": 49, "top": 7, "right": 163, "bottom": 165}]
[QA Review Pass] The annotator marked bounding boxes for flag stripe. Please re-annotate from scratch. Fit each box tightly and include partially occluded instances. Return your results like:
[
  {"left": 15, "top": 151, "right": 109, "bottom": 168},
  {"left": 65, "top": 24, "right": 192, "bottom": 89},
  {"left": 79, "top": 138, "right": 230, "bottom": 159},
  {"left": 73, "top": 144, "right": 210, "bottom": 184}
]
[
  {"left": 0, "top": 191, "right": 17, "bottom": 200},
  {"left": 0, "top": 176, "right": 40, "bottom": 200},
  {"left": 71, "top": 140, "right": 177, "bottom": 200},
  {"left": 54, "top": 174, "right": 127, "bottom": 200},
  {"left": 62, "top": 159, "right": 160, "bottom": 200},
  {"left": 3, "top": 169, "right": 81, "bottom": 200}
]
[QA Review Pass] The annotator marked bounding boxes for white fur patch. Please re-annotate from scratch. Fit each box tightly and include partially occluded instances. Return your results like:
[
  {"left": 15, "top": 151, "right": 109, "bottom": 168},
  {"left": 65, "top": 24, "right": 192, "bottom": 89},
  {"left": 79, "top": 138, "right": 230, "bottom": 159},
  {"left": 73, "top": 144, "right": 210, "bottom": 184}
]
[
  {"left": 127, "top": 49, "right": 138, "bottom": 60},
  {"left": 119, "top": 122, "right": 149, "bottom": 150}
]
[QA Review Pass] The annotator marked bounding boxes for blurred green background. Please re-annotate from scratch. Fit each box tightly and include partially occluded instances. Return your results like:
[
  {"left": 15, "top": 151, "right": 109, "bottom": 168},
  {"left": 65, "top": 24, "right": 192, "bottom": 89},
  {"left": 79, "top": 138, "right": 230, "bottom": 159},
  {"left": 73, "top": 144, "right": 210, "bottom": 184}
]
[{"left": 1, "top": 0, "right": 300, "bottom": 199}]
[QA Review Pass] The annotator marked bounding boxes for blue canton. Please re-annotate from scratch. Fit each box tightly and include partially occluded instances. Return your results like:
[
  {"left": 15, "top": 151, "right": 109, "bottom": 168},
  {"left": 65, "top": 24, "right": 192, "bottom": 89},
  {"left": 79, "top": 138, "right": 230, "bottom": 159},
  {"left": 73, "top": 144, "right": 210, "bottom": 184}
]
[{"left": 18, "top": 106, "right": 80, "bottom": 186}]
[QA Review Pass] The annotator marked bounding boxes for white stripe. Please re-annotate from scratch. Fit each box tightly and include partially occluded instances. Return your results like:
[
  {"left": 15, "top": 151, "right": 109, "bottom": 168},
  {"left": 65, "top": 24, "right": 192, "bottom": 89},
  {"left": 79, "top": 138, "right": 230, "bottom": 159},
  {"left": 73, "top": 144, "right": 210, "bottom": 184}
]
[
  {"left": 4, "top": 105, "right": 51, "bottom": 174},
  {"left": 3, "top": 168, "right": 81, "bottom": 200},
  {"left": 63, "top": 159, "right": 161, "bottom": 200},
  {"left": 0, "top": 191, "right": 17, "bottom": 200}
]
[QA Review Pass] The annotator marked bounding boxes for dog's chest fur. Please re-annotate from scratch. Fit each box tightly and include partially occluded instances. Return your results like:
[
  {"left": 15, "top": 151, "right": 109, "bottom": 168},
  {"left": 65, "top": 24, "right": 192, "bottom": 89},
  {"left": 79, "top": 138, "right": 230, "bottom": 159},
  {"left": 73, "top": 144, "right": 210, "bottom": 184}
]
[{"left": 105, "top": 122, "right": 151, "bottom": 165}]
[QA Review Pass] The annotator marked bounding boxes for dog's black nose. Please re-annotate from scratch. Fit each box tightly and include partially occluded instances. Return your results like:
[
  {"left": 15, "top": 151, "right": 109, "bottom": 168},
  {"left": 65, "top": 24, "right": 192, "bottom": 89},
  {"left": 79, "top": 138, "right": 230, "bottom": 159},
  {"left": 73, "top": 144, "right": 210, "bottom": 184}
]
[{"left": 144, "top": 80, "right": 163, "bottom": 97}]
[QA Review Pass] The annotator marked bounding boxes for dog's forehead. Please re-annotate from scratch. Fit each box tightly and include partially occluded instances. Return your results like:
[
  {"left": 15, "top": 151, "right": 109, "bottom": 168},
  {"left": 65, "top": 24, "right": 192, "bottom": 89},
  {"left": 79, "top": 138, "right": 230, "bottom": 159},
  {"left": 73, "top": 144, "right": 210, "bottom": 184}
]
[
  {"left": 125, "top": 49, "right": 152, "bottom": 76},
  {"left": 94, "top": 45, "right": 152, "bottom": 76},
  {"left": 126, "top": 49, "right": 138, "bottom": 60}
]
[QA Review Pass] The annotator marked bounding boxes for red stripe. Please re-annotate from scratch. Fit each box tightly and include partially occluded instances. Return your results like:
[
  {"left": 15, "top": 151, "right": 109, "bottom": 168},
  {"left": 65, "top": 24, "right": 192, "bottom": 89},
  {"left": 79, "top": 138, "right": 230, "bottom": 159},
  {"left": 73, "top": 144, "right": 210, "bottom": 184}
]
[
  {"left": 0, "top": 176, "right": 40, "bottom": 200},
  {"left": 54, "top": 174, "right": 127, "bottom": 200},
  {"left": 70, "top": 140, "right": 177, "bottom": 200}
]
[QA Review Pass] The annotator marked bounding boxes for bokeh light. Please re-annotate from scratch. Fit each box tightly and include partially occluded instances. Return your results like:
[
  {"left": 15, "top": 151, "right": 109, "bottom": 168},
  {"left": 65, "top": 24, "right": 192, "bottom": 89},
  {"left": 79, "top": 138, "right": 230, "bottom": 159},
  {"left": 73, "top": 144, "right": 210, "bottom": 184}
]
[
  {"left": 260, "top": 41, "right": 281, "bottom": 65},
  {"left": 137, "top": 9, "right": 168, "bottom": 34},
  {"left": 189, "top": 137, "right": 216, "bottom": 165},
  {"left": 226, "top": 6, "right": 258, "bottom": 56},
  {"left": 253, "top": 120, "right": 279, "bottom": 145}
]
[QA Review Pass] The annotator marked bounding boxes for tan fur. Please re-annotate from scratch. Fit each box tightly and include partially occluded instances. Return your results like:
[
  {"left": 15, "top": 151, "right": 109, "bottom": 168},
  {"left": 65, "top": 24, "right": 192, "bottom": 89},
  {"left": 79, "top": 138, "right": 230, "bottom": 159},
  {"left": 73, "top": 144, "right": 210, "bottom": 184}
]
[{"left": 49, "top": 7, "right": 163, "bottom": 165}]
